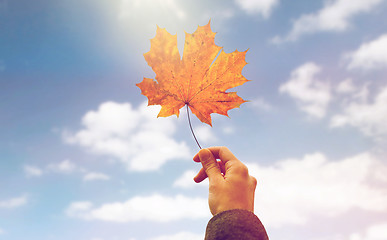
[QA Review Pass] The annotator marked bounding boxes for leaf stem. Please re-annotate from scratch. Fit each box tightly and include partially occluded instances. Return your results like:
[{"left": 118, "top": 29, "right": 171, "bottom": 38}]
[{"left": 186, "top": 104, "right": 202, "bottom": 149}]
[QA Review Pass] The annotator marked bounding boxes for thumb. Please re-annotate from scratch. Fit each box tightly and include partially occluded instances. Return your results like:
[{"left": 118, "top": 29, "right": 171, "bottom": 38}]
[{"left": 198, "top": 149, "right": 222, "bottom": 182}]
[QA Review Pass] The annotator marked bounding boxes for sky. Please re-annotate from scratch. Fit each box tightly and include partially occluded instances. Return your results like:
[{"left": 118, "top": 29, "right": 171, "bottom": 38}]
[{"left": 1, "top": 0, "right": 387, "bottom": 239}]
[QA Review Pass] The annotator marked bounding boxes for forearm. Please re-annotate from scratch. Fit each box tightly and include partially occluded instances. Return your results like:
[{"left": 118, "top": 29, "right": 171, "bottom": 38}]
[{"left": 205, "top": 209, "right": 269, "bottom": 240}]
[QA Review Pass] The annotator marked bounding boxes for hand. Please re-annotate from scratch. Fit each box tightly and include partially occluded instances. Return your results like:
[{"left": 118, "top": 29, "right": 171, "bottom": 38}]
[{"left": 193, "top": 146, "right": 257, "bottom": 216}]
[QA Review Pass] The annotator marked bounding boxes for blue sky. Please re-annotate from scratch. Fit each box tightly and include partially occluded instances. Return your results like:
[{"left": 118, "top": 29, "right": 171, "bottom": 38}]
[{"left": 1, "top": 0, "right": 387, "bottom": 239}]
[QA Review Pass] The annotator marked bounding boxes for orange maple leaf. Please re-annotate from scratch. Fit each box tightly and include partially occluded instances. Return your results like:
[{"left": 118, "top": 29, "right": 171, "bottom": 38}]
[{"left": 136, "top": 21, "right": 249, "bottom": 126}]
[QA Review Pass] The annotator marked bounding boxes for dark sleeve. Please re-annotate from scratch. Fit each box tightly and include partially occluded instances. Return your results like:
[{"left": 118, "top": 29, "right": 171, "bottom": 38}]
[{"left": 205, "top": 209, "right": 269, "bottom": 240}]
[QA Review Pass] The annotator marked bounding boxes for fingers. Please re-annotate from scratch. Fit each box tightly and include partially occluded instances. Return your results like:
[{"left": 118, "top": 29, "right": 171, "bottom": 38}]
[
  {"left": 207, "top": 146, "right": 239, "bottom": 165},
  {"left": 207, "top": 147, "right": 244, "bottom": 176},
  {"left": 194, "top": 167, "right": 207, "bottom": 183},
  {"left": 194, "top": 146, "right": 240, "bottom": 164},
  {"left": 197, "top": 149, "right": 223, "bottom": 182},
  {"left": 194, "top": 161, "right": 226, "bottom": 183},
  {"left": 194, "top": 146, "right": 248, "bottom": 179},
  {"left": 193, "top": 146, "right": 242, "bottom": 183}
]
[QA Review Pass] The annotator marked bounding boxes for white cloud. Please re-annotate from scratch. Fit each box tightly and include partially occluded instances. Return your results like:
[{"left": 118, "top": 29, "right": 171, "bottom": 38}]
[
  {"left": 83, "top": 172, "right": 110, "bottom": 181},
  {"left": 330, "top": 86, "right": 387, "bottom": 139},
  {"left": 195, "top": 125, "right": 217, "bottom": 145},
  {"left": 336, "top": 78, "right": 356, "bottom": 94},
  {"left": 248, "top": 152, "right": 387, "bottom": 227},
  {"left": 173, "top": 170, "right": 207, "bottom": 189},
  {"left": 345, "top": 34, "right": 387, "bottom": 71},
  {"left": 66, "top": 194, "right": 209, "bottom": 222},
  {"left": 47, "top": 159, "right": 77, "bottom": 174},
  {"left": 24, "top": 160, "right": 112, "bottom": 182},
  {"left": 23, "top": 165, "right": 43, "bottom": 177},
  {"left": 149, "top": 231, "right": 203, "bottom": 240},
  {"left": 0, "top": 227, "right": 4, "bottom": 234},
  {"left": 350, "top": 222, "right": 387, "bottom": 240},
  {"left": 272, "top": 0, "right": 385, "bottom": 43},
  {"left": 0, "top": 196, "right": 28, "bottom": 209},
  {"left": 64, "top": 101, "right": 190, "bottom": 172},
  {"left": 222, "top": 126, "right": 235, "bottom": 135},
  {"left": 250, "top": 97, "right": 272, "bottom": 111},
  {"left": 279, "top": 62, "right": 331, "bottom": 118},
  {"left": 66, "top": 201, "right": 93, "bottom": 218},
  {"left": 119, "top": 0, "right": 185, "bottom": 20},
  {"left": 201, "top": 8, "right": 234, "bottom": 23},
  {"left": 235, "top": 0, "right": 279, "bottom": 18}
]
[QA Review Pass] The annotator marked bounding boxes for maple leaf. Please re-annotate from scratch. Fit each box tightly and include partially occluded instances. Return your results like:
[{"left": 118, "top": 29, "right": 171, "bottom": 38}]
[{"left": 136, "top": 21, "right": 249, "bottom": 126}]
